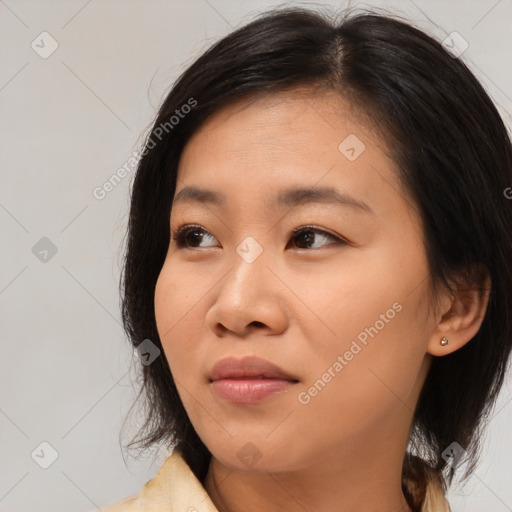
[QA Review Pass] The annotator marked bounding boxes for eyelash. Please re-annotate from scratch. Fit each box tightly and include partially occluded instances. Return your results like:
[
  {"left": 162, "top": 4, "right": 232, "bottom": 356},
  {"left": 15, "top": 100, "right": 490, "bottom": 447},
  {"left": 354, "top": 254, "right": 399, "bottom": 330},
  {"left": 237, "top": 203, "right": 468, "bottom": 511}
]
[{"left": 171, "top": 224, "right": 347, "bottom": 250}]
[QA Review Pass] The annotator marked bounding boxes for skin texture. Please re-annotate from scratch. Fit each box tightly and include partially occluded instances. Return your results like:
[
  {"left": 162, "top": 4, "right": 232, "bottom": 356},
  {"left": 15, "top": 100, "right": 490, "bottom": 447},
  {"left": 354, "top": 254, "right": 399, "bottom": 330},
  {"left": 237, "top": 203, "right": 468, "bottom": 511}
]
[{"left": 154, "top": 88, "right": 490, "bottom": 512}]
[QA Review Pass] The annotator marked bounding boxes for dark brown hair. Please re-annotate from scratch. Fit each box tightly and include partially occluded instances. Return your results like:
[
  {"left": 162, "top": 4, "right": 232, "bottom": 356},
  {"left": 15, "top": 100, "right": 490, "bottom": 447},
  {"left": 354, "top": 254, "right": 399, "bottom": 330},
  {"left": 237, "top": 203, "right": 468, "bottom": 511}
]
[{"left": 120, "top": 7, "right": 512, "bottom": 510}]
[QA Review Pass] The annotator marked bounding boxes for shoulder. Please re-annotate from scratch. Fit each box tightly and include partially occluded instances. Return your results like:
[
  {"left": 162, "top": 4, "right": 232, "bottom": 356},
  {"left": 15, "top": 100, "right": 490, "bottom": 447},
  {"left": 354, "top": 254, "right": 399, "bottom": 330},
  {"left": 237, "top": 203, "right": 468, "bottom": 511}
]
[{"left": 98, "top": 450, "right": 219, "bottom": 512}]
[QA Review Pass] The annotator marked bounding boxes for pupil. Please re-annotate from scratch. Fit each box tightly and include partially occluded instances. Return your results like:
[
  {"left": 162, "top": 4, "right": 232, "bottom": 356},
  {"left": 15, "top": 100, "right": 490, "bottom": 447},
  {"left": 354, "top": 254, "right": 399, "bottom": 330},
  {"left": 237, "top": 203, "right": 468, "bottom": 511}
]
[
  {"left": 188, "top": 230, "right": 202, "bottom": 246},
  {"left": 297, "top": 230, "right": 313, "bottom": 248}
]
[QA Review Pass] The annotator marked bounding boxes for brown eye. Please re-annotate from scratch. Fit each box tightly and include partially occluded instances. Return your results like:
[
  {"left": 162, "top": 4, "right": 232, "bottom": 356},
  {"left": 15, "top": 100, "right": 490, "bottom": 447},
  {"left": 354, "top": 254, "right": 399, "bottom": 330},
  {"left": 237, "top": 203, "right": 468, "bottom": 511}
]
[
  {"left": 172, "top": 225, "right": 218, "bottom": 248},
  {"left": 289, "top": 227, "right": 345, "bottom": 249}
]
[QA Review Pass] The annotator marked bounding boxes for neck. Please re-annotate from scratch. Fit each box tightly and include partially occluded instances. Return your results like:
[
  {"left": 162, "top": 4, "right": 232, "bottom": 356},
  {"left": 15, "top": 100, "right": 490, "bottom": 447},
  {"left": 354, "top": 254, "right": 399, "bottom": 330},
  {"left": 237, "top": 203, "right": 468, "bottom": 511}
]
[{"left": 204, "top": 439, "right": 413, "bottom": 512}]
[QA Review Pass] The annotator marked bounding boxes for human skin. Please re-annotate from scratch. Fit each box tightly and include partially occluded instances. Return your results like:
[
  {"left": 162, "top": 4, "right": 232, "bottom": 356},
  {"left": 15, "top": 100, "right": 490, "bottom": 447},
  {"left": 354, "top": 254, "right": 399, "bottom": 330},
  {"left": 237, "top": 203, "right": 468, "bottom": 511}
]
[{"left": 154, "top": 87, "right": 490, "bottom": 512}]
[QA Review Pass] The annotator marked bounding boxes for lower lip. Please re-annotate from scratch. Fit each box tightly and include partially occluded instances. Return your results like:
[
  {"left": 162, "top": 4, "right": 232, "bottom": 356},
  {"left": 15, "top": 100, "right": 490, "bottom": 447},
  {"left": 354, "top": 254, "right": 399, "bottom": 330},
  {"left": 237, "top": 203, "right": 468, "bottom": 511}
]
[{"left": 211, "top": 378, "right": 296, "bottom": 404}]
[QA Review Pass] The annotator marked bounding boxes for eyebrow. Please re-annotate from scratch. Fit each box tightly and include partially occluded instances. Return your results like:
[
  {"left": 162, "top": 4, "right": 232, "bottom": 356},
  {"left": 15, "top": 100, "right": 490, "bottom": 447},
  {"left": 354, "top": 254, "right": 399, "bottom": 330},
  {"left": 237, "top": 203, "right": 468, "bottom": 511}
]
[{"left": 173, "top": 185, "right": 374, "bottom": 215}]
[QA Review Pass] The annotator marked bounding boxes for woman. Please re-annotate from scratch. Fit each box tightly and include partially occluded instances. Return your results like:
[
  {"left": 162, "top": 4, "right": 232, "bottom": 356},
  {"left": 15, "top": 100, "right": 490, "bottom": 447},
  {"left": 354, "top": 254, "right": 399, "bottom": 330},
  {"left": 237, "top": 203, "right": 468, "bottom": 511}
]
[{"left": 103, "top": 6, "right": 512, "bottom": 512}]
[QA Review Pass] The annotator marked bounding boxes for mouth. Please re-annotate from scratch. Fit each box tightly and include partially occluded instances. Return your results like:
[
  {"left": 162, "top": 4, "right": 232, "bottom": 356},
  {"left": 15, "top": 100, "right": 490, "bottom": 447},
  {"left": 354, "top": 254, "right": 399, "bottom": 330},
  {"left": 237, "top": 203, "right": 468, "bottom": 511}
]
[{"left": 209, "top": 356, "right": 299, "bottom": 405}]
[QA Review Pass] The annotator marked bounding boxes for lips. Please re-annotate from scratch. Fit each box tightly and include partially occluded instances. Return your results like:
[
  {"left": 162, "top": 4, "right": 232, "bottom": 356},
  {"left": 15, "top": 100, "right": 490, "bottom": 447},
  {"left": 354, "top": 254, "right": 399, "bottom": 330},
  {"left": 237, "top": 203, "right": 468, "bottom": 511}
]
[
  {"left": 209, "top": 356, "right": 299, "bottom": 405},
  {"left": 210, "top": 356, "right": 298, "bottom": 382}
]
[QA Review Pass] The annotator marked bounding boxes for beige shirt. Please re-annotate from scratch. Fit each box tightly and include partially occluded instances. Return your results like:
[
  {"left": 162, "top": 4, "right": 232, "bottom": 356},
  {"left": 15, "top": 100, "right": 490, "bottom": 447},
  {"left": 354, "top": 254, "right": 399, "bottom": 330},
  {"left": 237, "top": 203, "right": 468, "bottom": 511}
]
[{"left": 100, "top": 450, "right": 451, "bottom": 512}]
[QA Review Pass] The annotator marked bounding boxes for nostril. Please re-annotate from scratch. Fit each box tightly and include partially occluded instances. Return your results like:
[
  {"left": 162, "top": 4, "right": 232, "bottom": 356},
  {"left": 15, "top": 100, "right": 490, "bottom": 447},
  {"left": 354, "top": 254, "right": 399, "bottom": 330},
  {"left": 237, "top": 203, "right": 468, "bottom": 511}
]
[{"left": 249, "top": 321, "right": 266, "bottom": 328}]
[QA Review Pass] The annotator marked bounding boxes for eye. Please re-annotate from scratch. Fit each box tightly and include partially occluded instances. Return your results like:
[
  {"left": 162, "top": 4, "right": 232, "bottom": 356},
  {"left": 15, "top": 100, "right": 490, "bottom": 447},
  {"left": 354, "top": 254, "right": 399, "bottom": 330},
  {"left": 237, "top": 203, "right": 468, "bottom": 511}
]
[
  {"left": 172, "top": 225, "right": 219, "bottom": 249},
  {"left": 287, "top": 226, "right": 346, "bottom": 250},
  {"left": 171, "top": 224, "right": 346, "bottom": 250}
]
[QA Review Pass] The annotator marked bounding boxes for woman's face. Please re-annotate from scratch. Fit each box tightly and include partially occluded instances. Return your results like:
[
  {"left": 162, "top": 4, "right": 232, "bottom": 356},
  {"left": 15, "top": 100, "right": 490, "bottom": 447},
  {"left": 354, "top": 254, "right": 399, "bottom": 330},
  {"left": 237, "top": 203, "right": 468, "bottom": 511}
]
[{"left": 154, "top": 89, "right": 441, "bottom": 473}]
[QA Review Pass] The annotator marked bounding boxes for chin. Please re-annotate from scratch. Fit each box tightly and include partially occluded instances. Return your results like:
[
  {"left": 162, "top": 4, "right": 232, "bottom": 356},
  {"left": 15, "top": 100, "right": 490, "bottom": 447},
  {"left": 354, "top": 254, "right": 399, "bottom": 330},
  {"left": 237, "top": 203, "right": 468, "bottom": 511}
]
[{"left": 207, "top": 438, "right": 302, "bottom": 474}]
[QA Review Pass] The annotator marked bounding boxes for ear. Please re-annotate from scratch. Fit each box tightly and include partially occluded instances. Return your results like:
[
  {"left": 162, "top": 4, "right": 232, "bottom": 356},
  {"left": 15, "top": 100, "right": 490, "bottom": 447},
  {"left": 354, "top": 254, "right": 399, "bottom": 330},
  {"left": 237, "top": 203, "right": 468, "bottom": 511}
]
[{"left": 427, "top": 265, "right": 491, "bottom": 357}]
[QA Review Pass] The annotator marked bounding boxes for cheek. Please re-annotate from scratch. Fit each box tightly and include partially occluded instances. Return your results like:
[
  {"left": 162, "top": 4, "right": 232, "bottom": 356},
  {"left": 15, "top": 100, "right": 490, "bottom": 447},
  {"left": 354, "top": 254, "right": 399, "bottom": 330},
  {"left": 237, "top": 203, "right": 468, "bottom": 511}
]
[
  {"left": 296, "top": 239, "right": 427, "bottom": 359},
  {"left": 154, "top": 263, "right": 198, "bottom": 371},
  {"left": 295, "top": 246, "right": 432, "bottom": 418},
  {"left": 154, "top": 268, "right": 219, "bottom": 454},
  {"left": 154, "top": 266, "right": 175, "bottom": 344},
  {"left": 289, "top": 297, "right": 430, "bottom": 463},
  {"left": 154, "top": 257, "right": 207, "bottom": 337}
]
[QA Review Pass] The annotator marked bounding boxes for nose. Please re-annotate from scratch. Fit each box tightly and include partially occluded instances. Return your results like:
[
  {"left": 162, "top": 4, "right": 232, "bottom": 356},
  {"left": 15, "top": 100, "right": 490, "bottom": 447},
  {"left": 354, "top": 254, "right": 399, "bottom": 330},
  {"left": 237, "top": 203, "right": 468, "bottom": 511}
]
[{"left": 205, "top": 248, "right": 289, "bottom": 338}]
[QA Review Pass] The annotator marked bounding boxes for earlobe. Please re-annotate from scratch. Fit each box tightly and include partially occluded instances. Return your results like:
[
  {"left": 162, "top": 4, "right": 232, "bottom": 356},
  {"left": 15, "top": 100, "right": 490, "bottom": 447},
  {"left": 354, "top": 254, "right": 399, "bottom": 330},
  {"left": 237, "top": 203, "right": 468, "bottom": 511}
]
[{"left": 427, "top": 268, "right": 491, "bottom": 357}]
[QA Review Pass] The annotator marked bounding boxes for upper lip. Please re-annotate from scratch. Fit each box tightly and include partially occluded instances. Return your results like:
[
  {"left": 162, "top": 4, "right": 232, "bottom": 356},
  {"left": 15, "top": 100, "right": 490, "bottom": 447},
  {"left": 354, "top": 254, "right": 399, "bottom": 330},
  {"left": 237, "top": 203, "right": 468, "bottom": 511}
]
[{"left": 210, "top": 356, "right": 299, "bottom": 382}]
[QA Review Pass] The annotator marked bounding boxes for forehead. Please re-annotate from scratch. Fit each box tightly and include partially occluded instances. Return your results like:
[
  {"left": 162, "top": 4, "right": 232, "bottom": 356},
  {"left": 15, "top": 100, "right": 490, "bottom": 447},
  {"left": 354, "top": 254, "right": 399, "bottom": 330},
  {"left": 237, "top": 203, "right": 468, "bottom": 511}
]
[
  {"left": 174, "top": 89, "right": 406, "bottom": 219},
  {"left": 182, "top": 88, "right": 373, "bottom": 155}
]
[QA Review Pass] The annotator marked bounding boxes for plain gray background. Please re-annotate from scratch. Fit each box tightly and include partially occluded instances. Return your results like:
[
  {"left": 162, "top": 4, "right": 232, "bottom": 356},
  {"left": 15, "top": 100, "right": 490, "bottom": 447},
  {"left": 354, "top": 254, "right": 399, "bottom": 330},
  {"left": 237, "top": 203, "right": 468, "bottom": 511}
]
[{"left": 1, "top": 0, "right": 511, "bottom": 510}]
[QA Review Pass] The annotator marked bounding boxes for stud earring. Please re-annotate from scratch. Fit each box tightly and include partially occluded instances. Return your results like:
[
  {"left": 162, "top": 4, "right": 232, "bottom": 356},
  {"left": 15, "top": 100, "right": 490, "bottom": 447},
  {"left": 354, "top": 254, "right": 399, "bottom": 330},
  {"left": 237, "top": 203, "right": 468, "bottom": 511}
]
[{"left": 440, "top": 336, "right": 449, "bottom": 346}]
